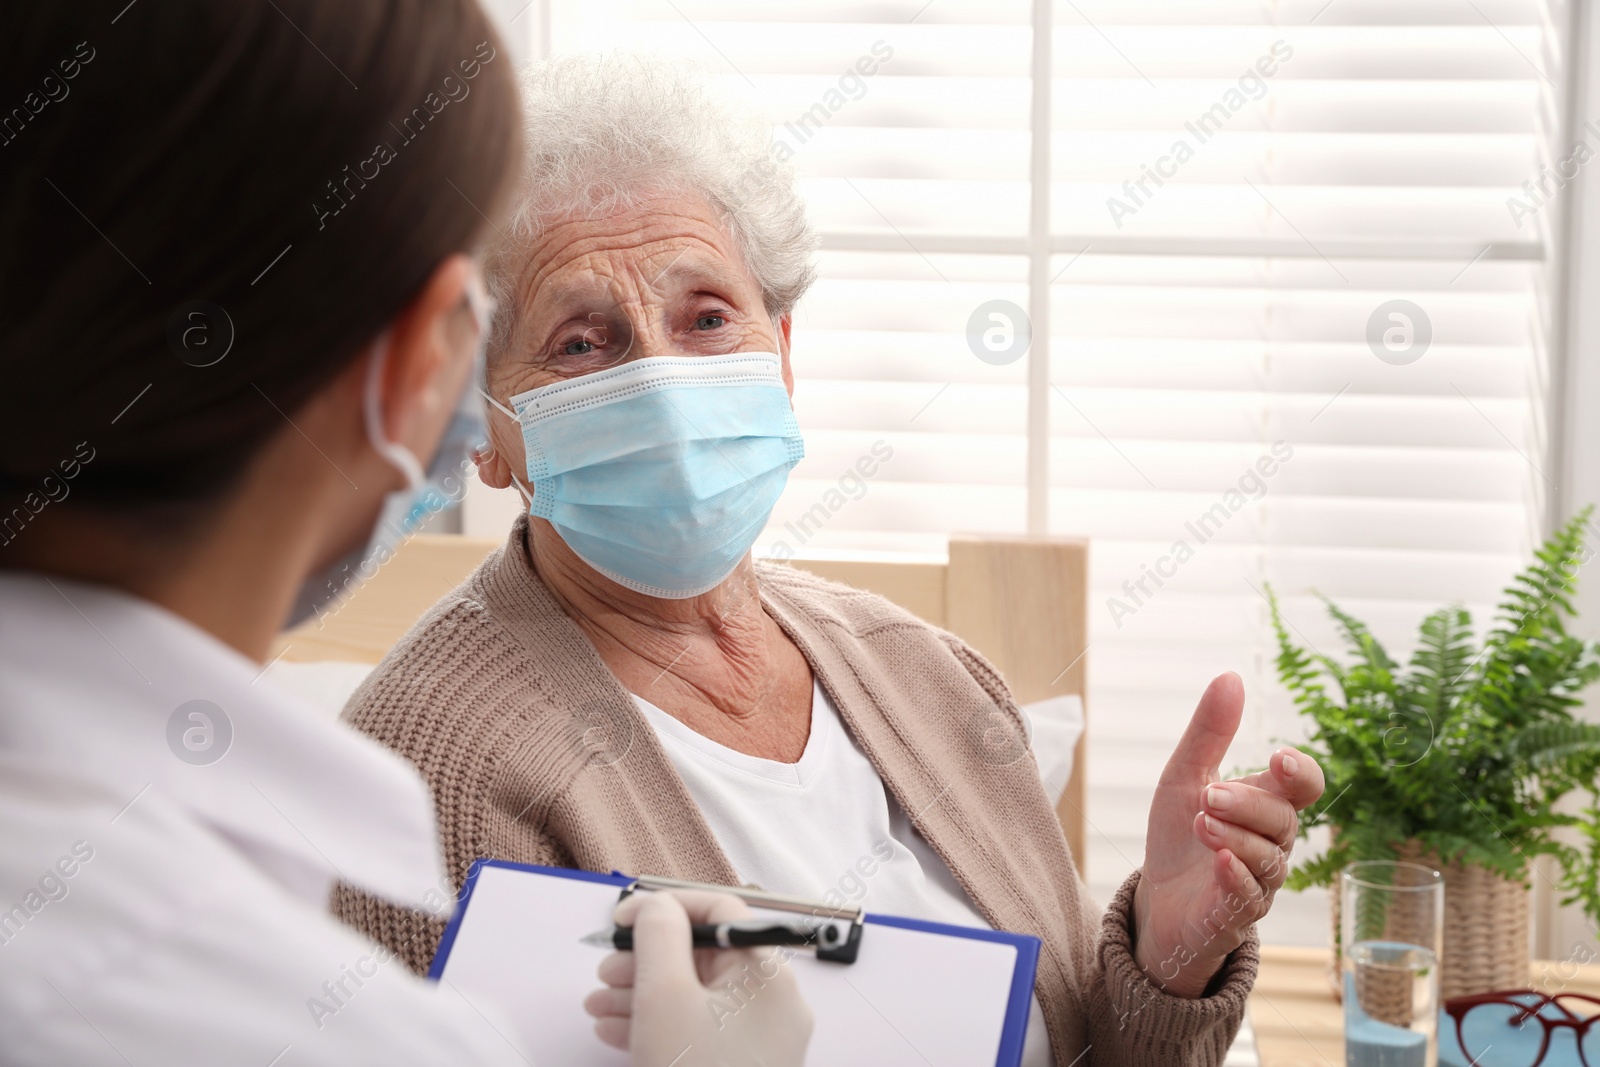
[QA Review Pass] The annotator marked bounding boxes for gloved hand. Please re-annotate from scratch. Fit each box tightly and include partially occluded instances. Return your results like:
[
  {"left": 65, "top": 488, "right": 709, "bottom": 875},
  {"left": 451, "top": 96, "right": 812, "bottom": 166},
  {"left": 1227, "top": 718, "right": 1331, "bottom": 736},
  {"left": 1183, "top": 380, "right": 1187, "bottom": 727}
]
[{"left": 583, "top": 889, "right": 814, "bottom": 1067}]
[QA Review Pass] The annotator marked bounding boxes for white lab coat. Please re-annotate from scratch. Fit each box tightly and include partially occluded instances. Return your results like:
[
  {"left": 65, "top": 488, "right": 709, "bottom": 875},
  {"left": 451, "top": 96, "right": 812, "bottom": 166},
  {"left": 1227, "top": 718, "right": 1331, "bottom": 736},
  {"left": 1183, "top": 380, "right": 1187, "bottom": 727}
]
[{"left": 0, "top": 571, "right": 531, "bottom": 1065}]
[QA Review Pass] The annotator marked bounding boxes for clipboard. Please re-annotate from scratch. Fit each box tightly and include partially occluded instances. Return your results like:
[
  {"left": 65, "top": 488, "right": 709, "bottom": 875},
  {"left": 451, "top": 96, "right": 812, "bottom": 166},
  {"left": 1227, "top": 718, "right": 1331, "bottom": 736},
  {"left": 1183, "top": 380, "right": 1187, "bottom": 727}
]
[{"left": 429, "top": 860, "right": 1041, "bottom": 1067}]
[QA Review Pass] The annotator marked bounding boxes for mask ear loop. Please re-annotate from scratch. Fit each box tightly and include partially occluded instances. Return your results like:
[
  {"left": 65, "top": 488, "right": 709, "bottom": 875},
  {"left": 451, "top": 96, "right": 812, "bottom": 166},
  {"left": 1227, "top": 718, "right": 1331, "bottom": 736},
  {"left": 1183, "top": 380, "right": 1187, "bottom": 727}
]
[
  {"left": 363, "top": 333, "right": 427, "bottom": 491},
  {"left": 478, "top": 385, "right": 536, "bottom": 508}
]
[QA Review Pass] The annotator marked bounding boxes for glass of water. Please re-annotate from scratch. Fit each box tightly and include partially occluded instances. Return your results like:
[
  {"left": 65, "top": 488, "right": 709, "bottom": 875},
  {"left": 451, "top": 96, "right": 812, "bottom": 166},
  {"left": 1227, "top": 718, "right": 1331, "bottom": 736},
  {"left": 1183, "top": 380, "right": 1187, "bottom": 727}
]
[{"left": 1341, "top": 860, "right": 1445, "bottom": 1067}]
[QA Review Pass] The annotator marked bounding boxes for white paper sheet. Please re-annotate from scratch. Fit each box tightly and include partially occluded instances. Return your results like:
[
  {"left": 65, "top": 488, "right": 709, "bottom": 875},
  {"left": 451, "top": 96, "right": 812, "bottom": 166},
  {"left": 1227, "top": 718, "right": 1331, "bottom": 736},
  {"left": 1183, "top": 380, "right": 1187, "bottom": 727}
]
[{"left": 434, "top": 864, "right": 1030, "bottom": 1067}]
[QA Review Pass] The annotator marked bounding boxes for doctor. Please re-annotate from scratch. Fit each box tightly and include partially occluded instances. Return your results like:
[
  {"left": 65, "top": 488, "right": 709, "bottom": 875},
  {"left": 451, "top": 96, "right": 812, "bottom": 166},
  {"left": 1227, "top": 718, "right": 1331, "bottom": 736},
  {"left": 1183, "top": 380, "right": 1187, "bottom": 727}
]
[{"left": 0, "top": 2, "right": 809, "bottom": 1065}]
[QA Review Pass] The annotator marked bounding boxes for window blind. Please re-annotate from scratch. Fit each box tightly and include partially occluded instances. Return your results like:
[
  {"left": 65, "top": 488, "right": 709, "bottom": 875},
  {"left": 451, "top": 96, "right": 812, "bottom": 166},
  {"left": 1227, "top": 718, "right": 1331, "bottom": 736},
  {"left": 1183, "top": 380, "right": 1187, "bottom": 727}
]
[{"left": 478, "top": 0, "right": 1572, "bottom": 945}]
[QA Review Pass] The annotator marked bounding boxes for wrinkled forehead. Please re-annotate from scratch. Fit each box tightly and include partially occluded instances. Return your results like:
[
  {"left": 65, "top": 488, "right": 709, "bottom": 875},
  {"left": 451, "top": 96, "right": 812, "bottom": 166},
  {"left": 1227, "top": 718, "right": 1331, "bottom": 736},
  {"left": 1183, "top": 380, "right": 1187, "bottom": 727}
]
[
  {"left": 522, "top": 190, "right": 754, "bottom": 314},
  {"left": 533, "top": 243, "right": 752, "bottom": 316}
]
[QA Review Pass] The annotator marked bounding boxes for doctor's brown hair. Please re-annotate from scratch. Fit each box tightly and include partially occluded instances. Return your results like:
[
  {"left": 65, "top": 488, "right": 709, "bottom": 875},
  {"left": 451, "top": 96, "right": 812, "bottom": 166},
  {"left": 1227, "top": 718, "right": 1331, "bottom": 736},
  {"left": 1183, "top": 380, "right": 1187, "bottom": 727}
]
[{"left": 0, "top": 0, "right": 522, "bottom": 531}]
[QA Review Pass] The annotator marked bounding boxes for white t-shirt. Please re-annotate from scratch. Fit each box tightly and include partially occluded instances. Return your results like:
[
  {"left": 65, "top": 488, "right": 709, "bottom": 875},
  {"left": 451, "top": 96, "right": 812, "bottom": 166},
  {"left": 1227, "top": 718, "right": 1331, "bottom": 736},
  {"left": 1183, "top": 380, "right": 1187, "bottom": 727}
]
[{"left": 634, "top": 680, "right": 1057, "bottom": 1067}]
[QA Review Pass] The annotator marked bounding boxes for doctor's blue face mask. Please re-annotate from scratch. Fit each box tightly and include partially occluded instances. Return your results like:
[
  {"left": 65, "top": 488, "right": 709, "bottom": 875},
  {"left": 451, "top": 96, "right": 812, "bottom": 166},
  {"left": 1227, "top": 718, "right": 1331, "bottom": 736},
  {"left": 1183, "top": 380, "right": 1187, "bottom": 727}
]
[{"left": 486, "top": 352, "right": 805, "bottom": 599}]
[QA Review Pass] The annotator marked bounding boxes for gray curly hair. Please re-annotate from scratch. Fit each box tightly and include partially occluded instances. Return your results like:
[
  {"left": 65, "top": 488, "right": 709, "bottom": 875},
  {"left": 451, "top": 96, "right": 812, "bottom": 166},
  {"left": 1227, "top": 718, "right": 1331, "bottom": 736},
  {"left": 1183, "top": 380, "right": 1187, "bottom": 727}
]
[{"left": 484, "top": 53, "right": 819, "bottom": 361}]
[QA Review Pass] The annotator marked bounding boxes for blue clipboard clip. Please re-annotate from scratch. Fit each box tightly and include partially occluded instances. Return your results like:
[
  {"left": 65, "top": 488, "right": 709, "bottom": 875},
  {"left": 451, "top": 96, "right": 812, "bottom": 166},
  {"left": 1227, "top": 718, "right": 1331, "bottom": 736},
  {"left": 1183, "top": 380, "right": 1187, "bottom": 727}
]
[{"left": 618, "top": 873, "right": 866, "bottom": 964}]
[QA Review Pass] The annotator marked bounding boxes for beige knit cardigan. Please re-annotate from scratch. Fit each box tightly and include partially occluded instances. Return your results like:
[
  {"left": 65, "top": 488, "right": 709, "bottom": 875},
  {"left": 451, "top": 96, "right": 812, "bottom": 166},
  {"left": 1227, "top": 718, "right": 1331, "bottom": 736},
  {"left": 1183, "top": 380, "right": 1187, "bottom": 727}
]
[{"left": 332, "top": 516, "right": 1257, "bottom": 1065}]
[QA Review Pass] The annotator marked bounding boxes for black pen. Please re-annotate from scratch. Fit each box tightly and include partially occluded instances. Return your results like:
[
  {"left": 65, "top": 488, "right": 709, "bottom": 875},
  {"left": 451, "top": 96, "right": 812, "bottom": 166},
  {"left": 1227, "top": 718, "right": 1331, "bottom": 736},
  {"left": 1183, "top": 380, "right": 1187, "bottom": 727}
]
[{"left": 581, "top": 918, "right": 841, "bottom": 952}]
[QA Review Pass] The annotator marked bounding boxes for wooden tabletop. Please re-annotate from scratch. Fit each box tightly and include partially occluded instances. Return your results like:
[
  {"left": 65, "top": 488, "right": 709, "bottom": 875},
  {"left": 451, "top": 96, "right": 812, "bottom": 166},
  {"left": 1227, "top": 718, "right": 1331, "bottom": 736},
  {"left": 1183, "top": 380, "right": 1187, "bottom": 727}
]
[{"left": 1249, "top": 946, "right": 1600, "bottom": 1066}]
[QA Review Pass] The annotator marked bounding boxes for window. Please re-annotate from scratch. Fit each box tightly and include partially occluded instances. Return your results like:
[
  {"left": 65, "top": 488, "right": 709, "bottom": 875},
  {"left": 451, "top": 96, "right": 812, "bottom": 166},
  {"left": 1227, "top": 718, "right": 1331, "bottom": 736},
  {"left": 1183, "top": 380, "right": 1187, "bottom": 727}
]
[{"left": 482, "top": 0, "right": 1573, "bottom": 945}]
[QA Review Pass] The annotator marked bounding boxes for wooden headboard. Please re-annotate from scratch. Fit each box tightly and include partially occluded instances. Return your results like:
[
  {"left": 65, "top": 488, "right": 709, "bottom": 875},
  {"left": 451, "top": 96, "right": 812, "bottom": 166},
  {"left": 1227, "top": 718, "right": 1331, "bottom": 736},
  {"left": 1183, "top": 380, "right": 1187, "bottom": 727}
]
[{"left": 275, "top": 535, "right": 1090, "bottom": 865}]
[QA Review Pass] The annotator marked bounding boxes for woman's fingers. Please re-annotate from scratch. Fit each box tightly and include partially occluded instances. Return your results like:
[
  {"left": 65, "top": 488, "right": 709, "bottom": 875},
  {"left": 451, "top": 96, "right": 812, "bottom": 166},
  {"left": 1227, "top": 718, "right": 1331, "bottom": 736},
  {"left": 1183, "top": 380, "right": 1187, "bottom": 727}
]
[
  {"left": 1213, "top": 849, "right": 1260, "bottom": 905},
  {"left": 1270, "top": 748, "right": 1325, "bottom": 809},
  {"left": 1203, "top": 781, "right": 1298, "bottom": 849},
  {"left": 1194, "top": 810, "right": 1290, "bottom": 890},
  {"left": 1231, "top": 747, "right": 1326, "bottom": 811}
]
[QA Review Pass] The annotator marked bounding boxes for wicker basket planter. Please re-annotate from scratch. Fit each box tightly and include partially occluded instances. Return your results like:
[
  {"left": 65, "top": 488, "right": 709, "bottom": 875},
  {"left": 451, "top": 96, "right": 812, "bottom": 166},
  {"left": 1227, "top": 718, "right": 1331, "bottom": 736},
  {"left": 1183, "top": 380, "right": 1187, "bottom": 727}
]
[
  {"left": 1328, "top": 841, "right": 1530, "bottom": 1002},
  {"left": 1270, "top": 515, "right": 1600, "bottom": 1001}
]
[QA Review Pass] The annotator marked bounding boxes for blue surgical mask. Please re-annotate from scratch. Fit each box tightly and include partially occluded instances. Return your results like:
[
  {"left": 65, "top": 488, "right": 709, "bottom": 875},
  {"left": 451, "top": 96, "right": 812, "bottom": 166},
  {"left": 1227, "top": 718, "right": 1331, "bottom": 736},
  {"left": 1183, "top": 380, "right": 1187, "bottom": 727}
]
[
  {"left": 287, "top": 273, "right": 495, "bottom": 627},
  {"left": 492, "top": 352, "right": 804, "bottom": 599}
]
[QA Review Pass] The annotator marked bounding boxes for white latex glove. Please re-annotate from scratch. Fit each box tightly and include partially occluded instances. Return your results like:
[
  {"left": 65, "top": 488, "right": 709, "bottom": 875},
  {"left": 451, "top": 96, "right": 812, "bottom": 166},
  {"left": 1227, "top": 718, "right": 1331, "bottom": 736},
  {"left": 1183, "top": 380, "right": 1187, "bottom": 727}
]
[{"left": 583, "top": 889, "right": 814, "bottom": 1067}]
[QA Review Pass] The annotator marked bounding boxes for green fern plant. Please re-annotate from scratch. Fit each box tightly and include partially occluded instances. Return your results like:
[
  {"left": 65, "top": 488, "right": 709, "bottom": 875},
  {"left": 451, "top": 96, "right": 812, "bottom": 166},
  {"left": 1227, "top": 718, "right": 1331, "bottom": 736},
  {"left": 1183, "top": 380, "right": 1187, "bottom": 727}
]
[{"left": 1268, "top": 507, "right": 1600, "bottom": 927}]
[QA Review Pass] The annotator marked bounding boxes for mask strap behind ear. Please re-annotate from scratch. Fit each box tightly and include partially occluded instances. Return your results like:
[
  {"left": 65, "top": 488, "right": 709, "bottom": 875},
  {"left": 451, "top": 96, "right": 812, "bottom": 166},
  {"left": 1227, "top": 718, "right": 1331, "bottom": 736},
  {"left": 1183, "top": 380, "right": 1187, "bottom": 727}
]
[
  {"left": 479, "top": 387, "right": 518, "bottom": 422},
  {"left": 473, "top": 388, "right": 533, "bottom": 506},
  {"left": 363, "top": 333, "right": 427, "bottom": 491}
]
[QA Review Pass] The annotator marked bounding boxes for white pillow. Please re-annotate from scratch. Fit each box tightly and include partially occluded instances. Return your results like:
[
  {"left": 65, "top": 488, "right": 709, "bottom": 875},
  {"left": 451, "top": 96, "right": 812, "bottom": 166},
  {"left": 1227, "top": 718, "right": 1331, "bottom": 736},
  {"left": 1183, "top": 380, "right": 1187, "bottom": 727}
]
[
  {"left": 1019, "top": 694, "right": 1085, "bottom": 806},
  {"left": 259, "top": 659, "right": 375, "bottom": 721}
]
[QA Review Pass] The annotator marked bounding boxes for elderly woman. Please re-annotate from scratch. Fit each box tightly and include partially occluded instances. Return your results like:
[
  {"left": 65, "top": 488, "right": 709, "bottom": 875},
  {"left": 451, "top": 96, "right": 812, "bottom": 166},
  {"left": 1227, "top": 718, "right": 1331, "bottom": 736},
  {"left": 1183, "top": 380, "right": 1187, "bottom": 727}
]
[{"left": 333, "top": 56, "right": 1323, "bottom": 1067}]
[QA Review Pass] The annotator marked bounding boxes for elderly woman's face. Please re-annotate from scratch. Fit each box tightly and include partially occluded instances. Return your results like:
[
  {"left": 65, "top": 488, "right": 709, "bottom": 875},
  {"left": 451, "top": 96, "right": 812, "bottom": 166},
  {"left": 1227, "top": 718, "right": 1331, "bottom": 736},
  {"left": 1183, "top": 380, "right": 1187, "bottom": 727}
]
[{"left": 490, "top": 189, "right": 790, "bottom": 400}]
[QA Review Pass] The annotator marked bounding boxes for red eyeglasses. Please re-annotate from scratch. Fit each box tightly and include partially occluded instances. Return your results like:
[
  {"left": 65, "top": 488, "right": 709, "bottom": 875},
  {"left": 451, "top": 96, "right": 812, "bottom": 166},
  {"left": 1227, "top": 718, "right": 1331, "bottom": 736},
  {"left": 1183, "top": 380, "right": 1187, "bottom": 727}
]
[{"left": 1444, "top": 990, "right": 1600, "bottom": 1067}]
